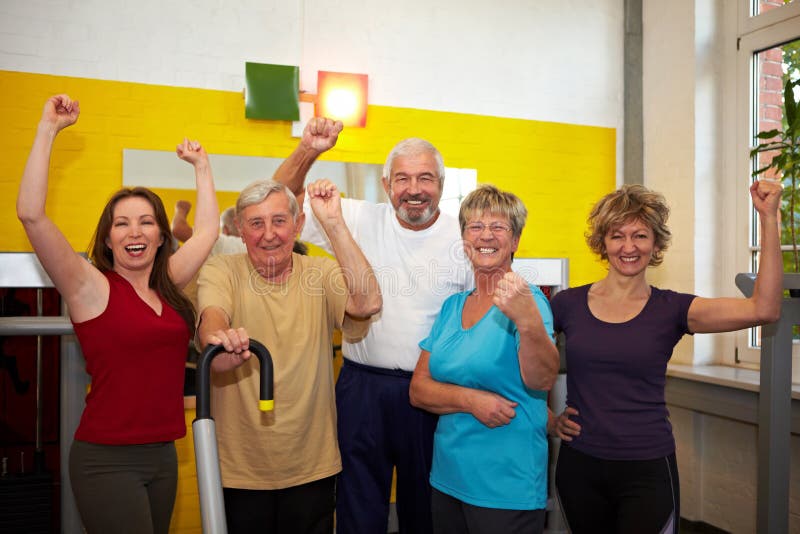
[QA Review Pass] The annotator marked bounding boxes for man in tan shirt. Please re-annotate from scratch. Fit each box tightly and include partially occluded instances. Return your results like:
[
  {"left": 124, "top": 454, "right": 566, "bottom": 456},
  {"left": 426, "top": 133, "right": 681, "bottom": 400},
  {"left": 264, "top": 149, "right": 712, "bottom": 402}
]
[{"left": 196, "top": 179, "right": 381, "bottom": 533}]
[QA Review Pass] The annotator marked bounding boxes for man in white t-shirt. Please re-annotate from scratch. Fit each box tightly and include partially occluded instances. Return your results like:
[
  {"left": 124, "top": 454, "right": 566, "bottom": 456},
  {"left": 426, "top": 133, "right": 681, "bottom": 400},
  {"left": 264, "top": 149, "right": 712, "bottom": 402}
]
[{"left": 274, "top": 120, "right": 472, "bottom": 534}]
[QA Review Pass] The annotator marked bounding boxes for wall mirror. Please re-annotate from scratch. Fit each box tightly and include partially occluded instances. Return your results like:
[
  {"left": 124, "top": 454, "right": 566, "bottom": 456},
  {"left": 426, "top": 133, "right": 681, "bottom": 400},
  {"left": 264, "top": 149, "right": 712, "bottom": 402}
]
[{"left": 122, "top": 149, "right": 478, "bottom": 217}]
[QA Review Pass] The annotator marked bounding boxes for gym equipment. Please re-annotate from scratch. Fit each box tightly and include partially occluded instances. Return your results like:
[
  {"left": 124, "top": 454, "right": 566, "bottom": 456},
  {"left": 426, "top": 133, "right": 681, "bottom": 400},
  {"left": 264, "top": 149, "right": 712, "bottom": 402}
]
[{"left": 193, "top": 340, "right": 274, "bottom": 534}]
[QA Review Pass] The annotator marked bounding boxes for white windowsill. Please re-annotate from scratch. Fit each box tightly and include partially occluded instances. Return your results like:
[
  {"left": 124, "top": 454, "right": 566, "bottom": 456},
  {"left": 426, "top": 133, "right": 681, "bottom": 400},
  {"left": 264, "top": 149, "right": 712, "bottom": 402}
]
[{"left": 667, "top": 363, "right": 800, "bottom": 401}]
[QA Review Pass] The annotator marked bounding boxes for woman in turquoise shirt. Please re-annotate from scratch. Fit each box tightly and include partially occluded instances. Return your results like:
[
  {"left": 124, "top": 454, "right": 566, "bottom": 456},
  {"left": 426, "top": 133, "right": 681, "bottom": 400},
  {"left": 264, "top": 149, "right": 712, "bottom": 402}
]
[{"left": 410, "top": 184, "right": 560, "bottom": 534}]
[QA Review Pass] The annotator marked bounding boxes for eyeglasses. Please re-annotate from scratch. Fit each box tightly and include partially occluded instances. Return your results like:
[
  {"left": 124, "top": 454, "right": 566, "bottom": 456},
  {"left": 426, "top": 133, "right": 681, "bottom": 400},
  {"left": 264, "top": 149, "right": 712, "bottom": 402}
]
[{"left": 465, "top": 222, "right": 512, "bottom": 235}]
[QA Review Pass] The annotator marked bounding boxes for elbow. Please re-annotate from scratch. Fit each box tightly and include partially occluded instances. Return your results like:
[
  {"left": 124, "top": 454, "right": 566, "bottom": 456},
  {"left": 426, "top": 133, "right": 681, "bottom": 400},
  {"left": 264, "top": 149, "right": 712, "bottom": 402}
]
[
  {"left": 524, "top": 373, "right": 556, "bottom": 392},
  {"left": 365, "top": 294, "right": 383, "bottom": 317},
  {"left": 521, "top": 358, "right": 559, "bottom": 391},
  {"left": 758, "top": 307, "right": 781, "bottom": 325},
  {"left": 753, "top": 297, "right": 782, "bottom": 325},
  {"left": 16, "top": 206, "right": 39, "bottom": 227},
  {"left": 349, "top": 294, "right": 382, "bottom": 319}
]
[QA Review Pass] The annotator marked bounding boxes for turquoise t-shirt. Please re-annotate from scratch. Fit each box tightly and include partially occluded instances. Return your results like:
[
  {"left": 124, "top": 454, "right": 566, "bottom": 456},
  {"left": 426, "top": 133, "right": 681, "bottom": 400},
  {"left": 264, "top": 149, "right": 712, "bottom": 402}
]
[{"left": 419, "top": 284, "right": 554, "bottom": 510}]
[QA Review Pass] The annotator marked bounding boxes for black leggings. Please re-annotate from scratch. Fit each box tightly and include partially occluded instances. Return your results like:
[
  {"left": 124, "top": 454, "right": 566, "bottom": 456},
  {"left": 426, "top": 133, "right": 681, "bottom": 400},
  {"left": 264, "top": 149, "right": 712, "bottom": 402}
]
[
  {"left": 555, "top": 444, "right": 679, "bottom": 534},
  {"left": 69, "top": 440, "right": 177, "bottom": 534}
]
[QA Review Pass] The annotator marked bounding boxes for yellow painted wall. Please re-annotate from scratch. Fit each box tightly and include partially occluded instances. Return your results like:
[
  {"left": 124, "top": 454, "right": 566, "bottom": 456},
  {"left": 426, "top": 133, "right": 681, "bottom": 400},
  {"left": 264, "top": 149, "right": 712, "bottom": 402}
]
[
  {"left": 1, "top": 70, "right": 615, "bottom": 532},
  {"left": 1, "top": 69, "right": 613, "bottom": 286}
]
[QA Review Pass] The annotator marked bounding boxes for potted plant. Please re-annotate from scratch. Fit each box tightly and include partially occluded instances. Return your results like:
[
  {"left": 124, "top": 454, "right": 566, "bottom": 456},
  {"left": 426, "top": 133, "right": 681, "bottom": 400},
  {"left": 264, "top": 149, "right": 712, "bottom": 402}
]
[{"left": 750, "top": 77, "right": 800, "bottom": 273}]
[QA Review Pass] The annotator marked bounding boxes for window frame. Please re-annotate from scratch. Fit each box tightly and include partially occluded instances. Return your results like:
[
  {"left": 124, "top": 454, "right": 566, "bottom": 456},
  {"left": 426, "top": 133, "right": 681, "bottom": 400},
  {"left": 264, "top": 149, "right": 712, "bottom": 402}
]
[{"left": 735, "top": 0, "right": 800, "bottom": 374}]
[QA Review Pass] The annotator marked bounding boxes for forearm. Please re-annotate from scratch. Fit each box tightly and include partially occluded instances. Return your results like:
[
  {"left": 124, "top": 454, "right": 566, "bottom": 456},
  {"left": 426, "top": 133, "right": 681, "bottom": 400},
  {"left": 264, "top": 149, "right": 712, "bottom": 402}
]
[
  {"left": 751, "top": 212, "right": 782, "bottom": 323},
  {"left": 17, "top": 123, "right": 58, "bottom": 224},
  {"left": 168, "top": 163, "right": 219, "bottom": 287},
  {"left": 273, "top": 144, "right": 321, "bottom": 195},
  {"left": 517, "top": 324, "right": 559, "bottom": 391},
  {"left": 409, "top": 374, "right": 477, "bottom": 415},
  {"left": 190, "top": 161, "right": 219, "bottom": 243},
  {"left": 323, "top": 219, "right": 381, "bottom": 318}
]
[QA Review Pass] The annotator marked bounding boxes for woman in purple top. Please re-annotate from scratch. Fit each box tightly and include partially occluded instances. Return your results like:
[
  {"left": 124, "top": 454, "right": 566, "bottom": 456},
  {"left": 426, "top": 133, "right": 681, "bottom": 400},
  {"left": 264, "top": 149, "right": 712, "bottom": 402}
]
[{"left": 550, "top": 181, "right": 782, "bottom": 534}]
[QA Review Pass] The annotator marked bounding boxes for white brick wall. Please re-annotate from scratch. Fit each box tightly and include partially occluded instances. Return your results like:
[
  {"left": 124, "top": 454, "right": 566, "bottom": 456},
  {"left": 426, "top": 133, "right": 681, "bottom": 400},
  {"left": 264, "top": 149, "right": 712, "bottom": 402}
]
[{"left": 0, "top": 0, "right": 624, "bottom": 131}]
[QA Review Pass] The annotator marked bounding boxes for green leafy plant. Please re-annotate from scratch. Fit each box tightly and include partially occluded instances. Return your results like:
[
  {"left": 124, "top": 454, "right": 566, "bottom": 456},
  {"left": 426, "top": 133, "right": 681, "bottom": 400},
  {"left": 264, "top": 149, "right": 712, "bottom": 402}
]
[{"left": 751, "top": 77, "right": 800, "bottom": 272}]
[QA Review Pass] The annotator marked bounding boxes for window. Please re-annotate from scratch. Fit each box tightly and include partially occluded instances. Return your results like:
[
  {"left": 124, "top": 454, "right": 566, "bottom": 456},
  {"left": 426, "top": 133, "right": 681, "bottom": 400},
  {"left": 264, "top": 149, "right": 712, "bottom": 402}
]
[
  {"left": 754, "top": 0, "right": 795, "bottom": 17},
  {"left": 737, "top": 0, "right": 800, "bottom": 382},
  {"left": 439, "top": 167, "right": 478, "bottom": 218}
]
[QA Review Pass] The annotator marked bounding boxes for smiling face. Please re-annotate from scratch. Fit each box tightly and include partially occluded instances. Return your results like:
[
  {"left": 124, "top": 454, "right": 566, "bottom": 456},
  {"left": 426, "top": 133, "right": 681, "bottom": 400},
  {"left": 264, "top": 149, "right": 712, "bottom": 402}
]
[
  {"left": 238, "top": 191, "right": 304, "bottom": 281},
  {"left": 382, "top": 152, "right": 443, "bottom": 230},
  {"left": 603, "top": 218, "right": 658, "bottom": 277},
  {"left": 104, "top": 196, "right": 165, "bottom": 275},
  {"left": 462, "top": 211, "right": 520, "bottom": 274}
]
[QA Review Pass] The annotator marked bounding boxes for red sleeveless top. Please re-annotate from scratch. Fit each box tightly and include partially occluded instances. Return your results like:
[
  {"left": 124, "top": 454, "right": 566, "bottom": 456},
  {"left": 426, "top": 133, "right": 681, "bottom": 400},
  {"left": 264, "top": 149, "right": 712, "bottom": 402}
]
[{"left": 72, "top": 270, "right": 190, "bottom": 444}]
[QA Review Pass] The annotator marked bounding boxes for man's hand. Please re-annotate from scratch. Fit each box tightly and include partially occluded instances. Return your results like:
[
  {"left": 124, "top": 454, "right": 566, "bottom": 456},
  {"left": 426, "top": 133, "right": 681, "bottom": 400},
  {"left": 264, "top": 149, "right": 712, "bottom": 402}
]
[
  {"left": 175, "top": 200, "right": 192, "bottom": 217},
  {"left": 302, "top": 117, "right": 343, "bottom": 154},
  {"left": 205, "top": 326, "right": 253, "bottom": 372},
  {"left": 307, "top": 179, "right": 343, "bottom": 227}
]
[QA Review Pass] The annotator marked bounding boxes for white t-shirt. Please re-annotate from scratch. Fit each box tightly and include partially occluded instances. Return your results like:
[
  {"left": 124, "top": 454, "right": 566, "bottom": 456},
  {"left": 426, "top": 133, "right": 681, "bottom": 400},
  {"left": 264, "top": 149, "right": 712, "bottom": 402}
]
[
  {"left": 302, "top": 197, "right": 473, "bottom": 371},
  {"left": 211, "top": 233, "right": 247, "bottom": 256}
]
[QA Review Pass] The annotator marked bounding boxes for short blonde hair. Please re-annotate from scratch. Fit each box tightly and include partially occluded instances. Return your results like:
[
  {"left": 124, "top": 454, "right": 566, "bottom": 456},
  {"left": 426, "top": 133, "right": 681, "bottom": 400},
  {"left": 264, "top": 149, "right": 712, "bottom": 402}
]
[
  {"left": 586, "top": 184, "right": 671, "bottom": 266},
  {"left": 459, "top": 184, "right": 527, "bottom": 238}
]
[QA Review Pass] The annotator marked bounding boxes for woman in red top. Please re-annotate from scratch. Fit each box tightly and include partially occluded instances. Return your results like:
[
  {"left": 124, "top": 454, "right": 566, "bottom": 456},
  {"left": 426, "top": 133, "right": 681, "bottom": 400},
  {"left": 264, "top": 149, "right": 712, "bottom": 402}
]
[{"left": 16, "top": 95, "right": 219, "bottom": 534}]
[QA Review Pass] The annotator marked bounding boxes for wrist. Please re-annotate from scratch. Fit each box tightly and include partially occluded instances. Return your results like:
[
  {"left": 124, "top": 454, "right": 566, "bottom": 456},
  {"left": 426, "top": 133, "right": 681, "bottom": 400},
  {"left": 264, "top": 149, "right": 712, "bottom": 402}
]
[
  {"left": 298, "top": 141, "right": 324, "bottom": 160},
  {"left": 36, "top": 121, "right": 59, "bottom": 139}
]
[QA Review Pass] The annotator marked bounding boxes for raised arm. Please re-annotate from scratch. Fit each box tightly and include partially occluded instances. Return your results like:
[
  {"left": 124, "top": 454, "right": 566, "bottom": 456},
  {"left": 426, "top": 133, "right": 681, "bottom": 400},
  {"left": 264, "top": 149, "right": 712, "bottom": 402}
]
[
  {"left": 493, "top": 272, "right": 559, "bottom": 390},
  {"left": 306, "top": 179, "right": 381, "bottom": 318},
  {"left": 272, "top": 117, "right": 343, "bottom": 198},
  {"left": 688, "top": 180, "right": 783, "bottom": 333},
  {"left": 17, "top": 95, "right": 107, "bottom": 318},
  {"left": 169, "top": 140, "right": 219, "bottom": 288},
  {"left": 172, "top": 199, "right": 193, "bottom": 242},
  {"left": 410, "top": 350, "right": 519, "bottom": 428}
]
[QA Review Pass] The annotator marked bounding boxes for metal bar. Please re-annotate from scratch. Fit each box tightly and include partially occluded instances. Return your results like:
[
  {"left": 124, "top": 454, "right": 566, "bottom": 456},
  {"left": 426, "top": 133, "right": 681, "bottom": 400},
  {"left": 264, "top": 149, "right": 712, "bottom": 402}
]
[
  {"left": 34, "top": 289, "right": 44, "bottom": 473},
  {"left": 0, "top": 317, "right": 74, "bottom": 336},
  {"left": 737, "top": 272, "right": 796, "bottom": 534}
]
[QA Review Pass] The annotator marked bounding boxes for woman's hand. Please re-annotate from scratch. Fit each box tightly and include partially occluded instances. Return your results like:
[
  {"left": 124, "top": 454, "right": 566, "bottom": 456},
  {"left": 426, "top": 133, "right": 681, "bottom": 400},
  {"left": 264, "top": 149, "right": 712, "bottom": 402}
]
[
  {"left": 550, "top": 406, "right": 581, "bottom": 441},
  {"left": 176, "top": 138, "right": 209, "bottom": 168},
  {"left": 40, "top": 94, "right": 80, "bottom": 133},
  {"left": 493, "top": 272, "right": 539, "bottom": 326},
  {"left": 468, "top": 389, "right": 518, "bottom": 428},
  {"left": 750, "top": 179, "right": 782, "bottom": 218}
]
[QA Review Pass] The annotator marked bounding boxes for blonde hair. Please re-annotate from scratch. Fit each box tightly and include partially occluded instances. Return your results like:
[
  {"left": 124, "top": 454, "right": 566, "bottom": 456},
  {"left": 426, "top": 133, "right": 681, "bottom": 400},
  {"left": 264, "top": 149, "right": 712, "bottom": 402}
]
[
  {"left": 586, "top": 184, "right": 671, "bottom": 266},
  {"left": 458, "top": 184, "right": 527, "bottom": 238}
]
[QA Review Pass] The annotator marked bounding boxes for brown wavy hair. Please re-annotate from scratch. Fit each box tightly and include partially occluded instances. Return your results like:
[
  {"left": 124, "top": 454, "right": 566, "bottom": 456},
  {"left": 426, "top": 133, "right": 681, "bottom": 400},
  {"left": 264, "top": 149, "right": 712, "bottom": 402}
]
[
  {"left": 88, "top": 187, "right": 195, "bottom": 333},
  {"left": 585, "top": 184, "right": 671, "bottom": 267}
]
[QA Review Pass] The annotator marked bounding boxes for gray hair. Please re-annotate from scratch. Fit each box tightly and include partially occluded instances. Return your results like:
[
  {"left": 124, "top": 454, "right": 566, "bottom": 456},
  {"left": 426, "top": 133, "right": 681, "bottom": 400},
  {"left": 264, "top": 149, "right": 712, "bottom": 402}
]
[
  {"left": 220, "top": 207, "right": 238, "bottom": 234},
  {"left": 235, "top": 180, "right": 300, "bottom": 222},
  {"left": 383, "top": 138, "right": 445, "bottom": 185}
]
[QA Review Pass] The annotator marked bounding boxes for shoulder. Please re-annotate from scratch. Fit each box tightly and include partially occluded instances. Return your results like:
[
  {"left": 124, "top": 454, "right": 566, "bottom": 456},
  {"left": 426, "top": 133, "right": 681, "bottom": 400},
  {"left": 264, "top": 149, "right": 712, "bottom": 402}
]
[
  {"left": 441, "top": 289, "right": 470, "bottom": 310},
  {"left": 650, "top": 286, "right": 697, "bottom": 306},
  {"left": 551, "top": 284, "right": 589, "bottom": 305},
  {"left": 200, "top": 253, "right": 246, "bottom": 278},
  {"left": 295, "top": 253, "right": 341, "bottom": 285}
]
